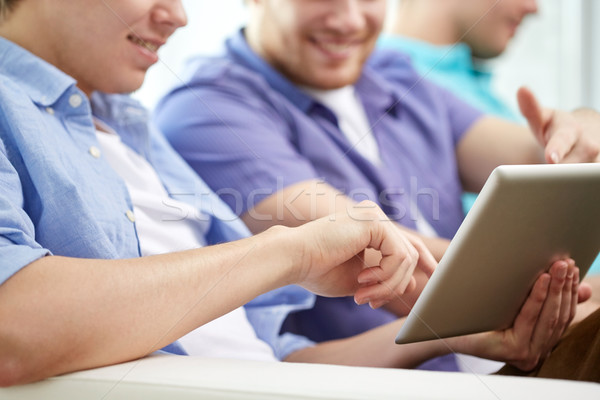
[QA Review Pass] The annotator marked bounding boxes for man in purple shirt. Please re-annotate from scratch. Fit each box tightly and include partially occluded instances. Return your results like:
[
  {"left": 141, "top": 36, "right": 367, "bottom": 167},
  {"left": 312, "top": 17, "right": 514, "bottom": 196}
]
[{"left": 154, "top": 0, "right": 600, "bottom": 363}]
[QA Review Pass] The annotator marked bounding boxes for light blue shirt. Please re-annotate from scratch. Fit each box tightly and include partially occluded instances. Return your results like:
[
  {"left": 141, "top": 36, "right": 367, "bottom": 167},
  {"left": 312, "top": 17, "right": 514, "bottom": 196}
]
[
  {"left": 378, "top": 35, "right": 521, "bottom": 122},
  {"left": 0, "top": 36, "right": 314, "bottom": 358}
]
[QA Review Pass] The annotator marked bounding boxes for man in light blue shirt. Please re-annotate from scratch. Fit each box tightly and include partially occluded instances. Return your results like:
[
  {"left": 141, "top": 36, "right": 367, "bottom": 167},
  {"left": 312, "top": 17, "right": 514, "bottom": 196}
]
[
  {"left": 0, "top": 0, "right": 449, "bottom": 385},
  {"left": 0, "top": 33, "right": 321, "bottom": 360}
]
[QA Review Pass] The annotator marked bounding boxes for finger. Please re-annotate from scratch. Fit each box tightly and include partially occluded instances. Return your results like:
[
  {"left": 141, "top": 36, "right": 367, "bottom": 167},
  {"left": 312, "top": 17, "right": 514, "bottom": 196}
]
[
  {"left": 578, "top": 282, "right": 592, "bottom": 303},
  {"left": 530, "top": 261, "right": 568, "bottom": 356},
  {"left": 355, "top": 255, "right": 417, "bottom": 305},
  {"left": 511, "top": 272, "right": 551, "bottom": 341},
  {"left": 404, "top": 275, "right": 417, "bottom": 293},
  {"left": 408, "top": 236, "right": 437, "bottom": 278},
  {"left": 547, "top": 264, "right": 575, "bottom": 346},
  {"left": 389, "top": 250, "right": 419, "bottom": 294},
  {"left": 372, "top": 231, "right": 420, "bottom": 288},
  {"left": 558, "top": 134, "right": 600, "bottom": 164},
  {"left": 356, "top": 276, "right": 416, "bottom": 309},
  {"left": 415, "top": 246, "right": 436, "bottom": 278},
  {"left": 356, "top": 247, "right": 415, "bottom": 285},
  {"left": 517, "top": 87, "right": 553, "bottom": 144},
  {"left": 369, "top": 278, "right": 416, "bottom": 309},
  {"left": 354, "top": 280, "right": 396, "bottom": 307},
  {"left": 544, "top": 127, "right": 577, "bottom": 164},
  {"left": 368, "top": 278, "right": 416, "bottom": 309},
  {"left": 569, "top": 267, "right": 581, "bottom": 323}
]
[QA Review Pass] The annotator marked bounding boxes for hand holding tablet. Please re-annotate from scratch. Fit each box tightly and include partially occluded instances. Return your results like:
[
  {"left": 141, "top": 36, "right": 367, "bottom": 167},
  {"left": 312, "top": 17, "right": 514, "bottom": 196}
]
[{"left": 396, "top": 163, "right": 600, "bottom": 344}]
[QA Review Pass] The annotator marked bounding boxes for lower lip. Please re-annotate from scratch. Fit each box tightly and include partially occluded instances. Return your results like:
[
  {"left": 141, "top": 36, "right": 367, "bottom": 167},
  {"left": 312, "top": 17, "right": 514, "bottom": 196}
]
[
  {"left": 129, "top": 39, "right": 159, "bottom": 65},
  {"left": 311, "top": 40, "right": 356, "bottom": 62}
]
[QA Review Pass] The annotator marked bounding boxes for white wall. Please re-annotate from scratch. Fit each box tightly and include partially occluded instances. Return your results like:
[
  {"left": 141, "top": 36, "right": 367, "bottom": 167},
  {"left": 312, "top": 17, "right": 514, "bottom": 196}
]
[
  {"left": 491, "top": 0, "right": 592, "bottom": 113},
  {"left": 135, "top": 0, "right": 595, "bottom": 113}
]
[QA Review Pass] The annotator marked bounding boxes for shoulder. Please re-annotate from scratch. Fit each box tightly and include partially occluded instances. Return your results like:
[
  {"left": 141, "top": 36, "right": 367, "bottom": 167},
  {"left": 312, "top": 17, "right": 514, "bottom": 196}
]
[
  {"left": 0, "top": 72, "right": 35, "bottom": 110},
  {"left": 155, "top": 54, "right": 289, "bottom": 123},
  {"left": 363, "top": 49, "right": 439, "bottom": 94},
  {"left": 173, "top": 54, "right": 278, "bottom": 100},
  {"left": 366, "top": 49, "right": 418, "bottom": 76},
  {"left": 0, "top": 73, "right": 41, "bottom": 143}
]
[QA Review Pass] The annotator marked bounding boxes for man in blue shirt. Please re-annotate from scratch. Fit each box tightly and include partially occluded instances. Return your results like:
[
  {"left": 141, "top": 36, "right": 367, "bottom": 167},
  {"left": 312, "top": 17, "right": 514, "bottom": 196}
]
[
  {"left": 155, "top": 0, "right": 600, "bottom": 352},
  {"left": 4, "top": 0, "right": 592, "bottom": 386}
]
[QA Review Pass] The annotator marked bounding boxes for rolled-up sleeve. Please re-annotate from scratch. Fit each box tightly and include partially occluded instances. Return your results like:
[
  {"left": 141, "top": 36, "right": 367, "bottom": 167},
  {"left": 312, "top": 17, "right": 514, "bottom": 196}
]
[
  {"left": 244, "top": 285, "right": 316, "bottom": 360},
  {"left": 0, "top": 140, "right": 50, "bottom": 284}
]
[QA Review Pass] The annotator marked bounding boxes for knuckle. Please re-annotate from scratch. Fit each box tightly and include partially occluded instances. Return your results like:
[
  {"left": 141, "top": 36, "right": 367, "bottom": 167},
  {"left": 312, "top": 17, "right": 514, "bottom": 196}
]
[
  {"left": 547, "top": 316, "right": 559, "bottom": 330},
  {"left": 515, "top": 346, "right": 530, "bottom": 361},
  {"left": 559, "top": 311, "right": 570, "bottom": 326},
  {"left": 408, "top": 247, "right": 419, "bottom": 261},
  {"left": 522, "top": 356, "right": 540, "bottom": 371},
  {"left": 586, "top": 142, "right": 600, "bottom": 159},
  {"left": 533, "top": 289, "right": 547, "bottom": 303}
]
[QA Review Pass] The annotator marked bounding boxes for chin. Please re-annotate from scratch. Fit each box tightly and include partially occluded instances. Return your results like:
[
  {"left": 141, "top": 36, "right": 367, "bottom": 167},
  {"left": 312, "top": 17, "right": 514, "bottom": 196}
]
[
  {"left": 472, "top": 44, "right": 507, "bottom": 59},
  {"left": 109, "top": 76, "right": 146, "bottom": 94},
  {"left": 310, "top": 70, "right": 362, "bottom": 90}
]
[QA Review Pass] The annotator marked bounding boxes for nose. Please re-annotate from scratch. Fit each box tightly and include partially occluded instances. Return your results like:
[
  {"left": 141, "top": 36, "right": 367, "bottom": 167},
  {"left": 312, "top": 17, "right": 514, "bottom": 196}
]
[
  {"left": 153, "top": 0, "right": 188, "bottom": 32},
  {"left": 323, "top": 0, "right": 367, "bottom": 34}
]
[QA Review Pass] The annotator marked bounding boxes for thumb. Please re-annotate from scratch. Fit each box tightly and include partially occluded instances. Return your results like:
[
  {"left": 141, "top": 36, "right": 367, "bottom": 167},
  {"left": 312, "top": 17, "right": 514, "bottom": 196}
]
[{"left": 517, "top": 86, "right": 552, "bottom": 145}]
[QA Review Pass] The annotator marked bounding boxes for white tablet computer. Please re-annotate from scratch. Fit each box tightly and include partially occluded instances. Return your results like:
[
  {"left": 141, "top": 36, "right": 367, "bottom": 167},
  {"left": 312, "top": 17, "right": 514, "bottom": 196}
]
[{"left": 395, "top": 163, "right": 600, "bottom": 344}]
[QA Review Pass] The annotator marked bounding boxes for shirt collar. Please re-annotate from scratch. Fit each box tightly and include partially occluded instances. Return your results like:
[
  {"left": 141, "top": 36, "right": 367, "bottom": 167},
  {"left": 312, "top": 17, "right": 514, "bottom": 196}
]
[
  {"left": 91, "top": 92, "right": 149, "bottom": 126},
  {"left": 227, "top": 29, "right": 400, "bottom": 117},
  {"left": 355, "top": 62, "right": 402, "bottom": 118},
  {"left": 0, "top": 36, "right": 76, "bottom": 106},
  {"left": 91, "top": 92, "right": 152, "bottom": 158},
  {"left": 379, "top": 35, "right": 491, "bottom": 77}
]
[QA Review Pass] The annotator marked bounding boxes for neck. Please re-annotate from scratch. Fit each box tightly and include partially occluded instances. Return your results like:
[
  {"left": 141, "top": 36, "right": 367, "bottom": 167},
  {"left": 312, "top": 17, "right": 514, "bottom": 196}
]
[
  {"left": 388, "top": 1, "right": 460, "bottom": 46},
  {"left": 0, "top": 6, "right": 94, "bottom": 98}
]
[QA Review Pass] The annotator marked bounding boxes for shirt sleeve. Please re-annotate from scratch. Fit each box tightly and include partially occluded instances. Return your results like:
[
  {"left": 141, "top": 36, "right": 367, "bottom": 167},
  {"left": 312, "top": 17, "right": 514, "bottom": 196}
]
[
  {"left": 436, "top": 84, "right": 484, "bottom": 146},
  {"left": 154, "top": 68, "right": 320, "bottom": 216},
  {"left": 0, "top": 138, "right": 50, "bottom": 285},
  {"left": 243, "top": 285, "right": 316, "bottom": 360}
]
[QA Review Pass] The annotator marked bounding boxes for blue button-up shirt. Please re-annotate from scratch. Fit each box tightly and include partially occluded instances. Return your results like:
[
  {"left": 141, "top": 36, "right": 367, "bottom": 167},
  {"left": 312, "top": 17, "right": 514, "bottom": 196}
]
[
  {"left": 0, "top": 37, "right": 313, "bottom": 359},
  {"left": 157, "top": 30, "right": 482, "bottom": 241},
  {"left": 154, "top": 30, "right": 482, "bottom": 349}
]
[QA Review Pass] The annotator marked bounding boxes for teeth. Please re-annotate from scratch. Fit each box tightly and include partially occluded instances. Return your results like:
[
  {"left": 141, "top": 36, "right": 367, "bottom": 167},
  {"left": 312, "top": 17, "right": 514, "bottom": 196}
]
[
  {"left": 319, "top": 42, "right": 351, "bottom": 53},
  {"left": 128, "top": 35, "right": 158, "bottom": 53}
]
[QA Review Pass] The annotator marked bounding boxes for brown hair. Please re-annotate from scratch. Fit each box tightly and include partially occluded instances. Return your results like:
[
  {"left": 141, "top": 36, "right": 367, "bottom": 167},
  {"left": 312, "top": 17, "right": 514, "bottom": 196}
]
[{"left": 0, "top": 0, "right": 19, "bottom": 18}]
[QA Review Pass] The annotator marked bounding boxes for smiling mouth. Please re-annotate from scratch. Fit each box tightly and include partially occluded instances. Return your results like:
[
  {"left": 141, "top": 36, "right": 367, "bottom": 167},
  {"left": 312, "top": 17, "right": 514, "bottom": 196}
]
[
  {"left": 127, "top": 35, "right": 159, "bottom": 53},
  {"left": 318, "top": 41, "right": 353, "bottom": 53}
]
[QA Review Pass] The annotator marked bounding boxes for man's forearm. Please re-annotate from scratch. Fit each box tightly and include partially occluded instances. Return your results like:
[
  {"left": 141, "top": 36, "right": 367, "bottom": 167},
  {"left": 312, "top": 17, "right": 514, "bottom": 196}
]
[
  {"left": 0, "top": 227, "right": 296, "bottom": 385},
  {"left": 285, "top": 318, "right": 451, "bottom": 369}
]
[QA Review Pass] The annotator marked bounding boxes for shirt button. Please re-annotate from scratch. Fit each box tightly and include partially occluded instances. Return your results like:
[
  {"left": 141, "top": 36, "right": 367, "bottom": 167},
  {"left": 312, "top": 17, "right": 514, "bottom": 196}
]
[
  {"left": 69, "top": 94, "right": 83, "bottom": 108},
  {"left": 126, "top": 210, "right": 136, "bottom": 223},
  {"left": 88, "top": 146, "right": 101, "bottom": 159},
  {"left": 45, "top": 107, "right": 54, "bottom": 115}
]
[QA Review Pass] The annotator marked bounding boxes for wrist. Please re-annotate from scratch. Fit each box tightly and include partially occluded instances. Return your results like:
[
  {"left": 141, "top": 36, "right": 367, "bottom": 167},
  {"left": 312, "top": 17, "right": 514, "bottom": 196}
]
[{"left": 259, "top": 224, "right": 303, "bottom": 287}]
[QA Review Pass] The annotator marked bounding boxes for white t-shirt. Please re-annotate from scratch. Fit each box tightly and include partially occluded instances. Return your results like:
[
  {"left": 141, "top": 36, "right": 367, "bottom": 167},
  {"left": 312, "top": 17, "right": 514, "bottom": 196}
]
[
  {"left": 303, "top": 87, "right": 438, "bottom": 237},
  {"left": 95, "top": 123, "right": 277, "bottom": 361},
  {"left": 302, "top": 85, "right": 382, "bottom": 166}
]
